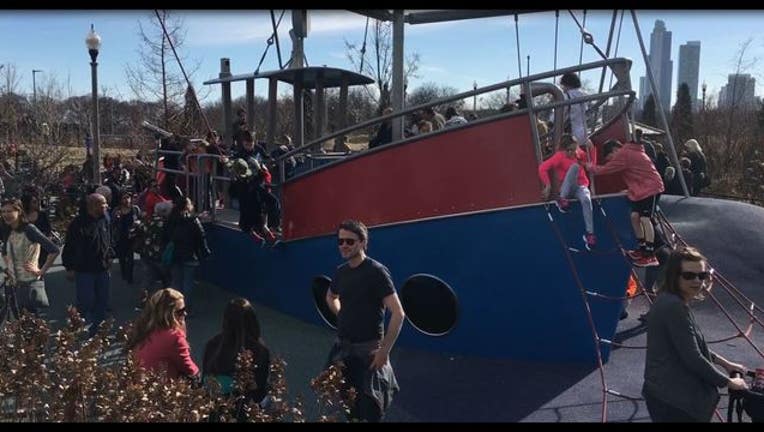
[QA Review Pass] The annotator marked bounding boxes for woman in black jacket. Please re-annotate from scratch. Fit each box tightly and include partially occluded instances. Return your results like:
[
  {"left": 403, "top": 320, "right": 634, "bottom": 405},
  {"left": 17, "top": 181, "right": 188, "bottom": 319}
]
[
  {"left": 203, "top": 297, "right": 271, "bottom": 411},
  {"left": 164, "top": 197, "right": 211, "bottom": 314}
]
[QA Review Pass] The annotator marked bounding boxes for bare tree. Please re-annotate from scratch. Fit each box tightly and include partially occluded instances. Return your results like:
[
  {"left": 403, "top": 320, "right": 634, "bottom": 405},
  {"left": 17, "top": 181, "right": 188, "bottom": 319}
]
[
  {"left": 406, "top": 82, "right": 463, "bottom": 112},
  {"left": 125, "top": 10, "right": 201, "bottom": 132},
  {"left": 344, "top": 20, "right": 420, "bottom": 113},
  {"left": 694, "top": 38, "right": 760, "bottom": 199},
  {"left": 0, "top": 63, "right": 24, "bottom": 143}
]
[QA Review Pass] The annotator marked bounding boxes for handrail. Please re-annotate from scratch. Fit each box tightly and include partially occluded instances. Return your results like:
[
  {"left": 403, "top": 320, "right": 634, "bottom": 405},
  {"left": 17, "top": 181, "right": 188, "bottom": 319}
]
[
  {"left": 274, "top": 87, "right": 635, "bottom": 186},
  {"left": 273, "top": 57, "right": 633, "bottom": 167}
]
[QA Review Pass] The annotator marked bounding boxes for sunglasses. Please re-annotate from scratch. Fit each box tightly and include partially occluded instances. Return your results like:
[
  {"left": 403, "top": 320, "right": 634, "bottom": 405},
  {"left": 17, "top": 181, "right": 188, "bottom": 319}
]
[
  {"left": 176, "top": 306, "right": 187, "bottom": 316},
  {"left": 337, "top": 238, "right": 357, "bottom": 246},
  {"left": 680, "top": 271, "right": 712, "bottom": 281}
]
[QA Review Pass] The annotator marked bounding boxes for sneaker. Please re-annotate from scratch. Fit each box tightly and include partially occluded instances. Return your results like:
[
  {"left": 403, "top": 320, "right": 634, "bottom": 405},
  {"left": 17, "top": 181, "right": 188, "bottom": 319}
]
[
  {"left": 554, "top": 198, "right": 570, "bottom": 214},
  {"left": 626, "top": 249, "right": 643, "bottom": 261},
  {"left": 583, "top": 233, "right": 597, "bottom": 251},
  {"left": 634, "top": 255, "right": 660, "bottom": 268},
  {"left": 262, "top": 227, "right": 277, "bottom": 244},
  {"left": 249, "top": 231, "right": 264, "bottom": 244}
]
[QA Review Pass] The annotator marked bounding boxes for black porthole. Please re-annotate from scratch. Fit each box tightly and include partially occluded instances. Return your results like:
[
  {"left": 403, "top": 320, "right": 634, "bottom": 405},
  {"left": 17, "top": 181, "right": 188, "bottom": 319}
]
[
  {"left": 311, "top": 275, "right": 337, "bottom": 329},
  {"left": 400, "top": 274, "right": 458, "bottom": 336}
]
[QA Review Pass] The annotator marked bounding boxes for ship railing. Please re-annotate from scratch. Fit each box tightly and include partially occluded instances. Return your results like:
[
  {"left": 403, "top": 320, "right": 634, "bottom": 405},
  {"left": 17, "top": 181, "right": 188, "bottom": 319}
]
[
  {"left": 271, "top": 57, "right": 635, "bottom": 186},
  {"left": 148, "top": 58, "right": 635, "bottom": 223}
]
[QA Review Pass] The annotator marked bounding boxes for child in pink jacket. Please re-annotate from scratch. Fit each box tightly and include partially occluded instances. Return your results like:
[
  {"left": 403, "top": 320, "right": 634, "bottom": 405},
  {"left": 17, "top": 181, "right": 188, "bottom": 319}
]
[
  {"left": 587, "top": 140, "right": 665, "bottom": 267},
  {"left": 538, "top": 134, "right": 596, "bottom": 251}
]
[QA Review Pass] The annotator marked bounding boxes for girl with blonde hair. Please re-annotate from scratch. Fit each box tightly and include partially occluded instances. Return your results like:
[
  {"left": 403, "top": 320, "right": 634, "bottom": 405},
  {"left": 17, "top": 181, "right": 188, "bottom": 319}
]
[{"left": 127, "top": 288, "right": 199, "bottom": 379}]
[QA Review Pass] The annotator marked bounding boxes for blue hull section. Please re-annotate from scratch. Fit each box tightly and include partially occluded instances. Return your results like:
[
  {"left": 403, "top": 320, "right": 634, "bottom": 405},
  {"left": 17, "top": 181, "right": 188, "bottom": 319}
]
[{"left": 198, "top": 196, "right": 635, "bottom": 364}]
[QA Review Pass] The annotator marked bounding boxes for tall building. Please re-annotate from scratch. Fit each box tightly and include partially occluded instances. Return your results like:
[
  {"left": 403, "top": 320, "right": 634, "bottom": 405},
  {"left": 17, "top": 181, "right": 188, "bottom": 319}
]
[
  {"left": 677, "top": 41, "right": 701, "bottom": 111},
  {"left": 718, "top": 73, "right": 757, "bottom": 109},
  {"left": 640, "top": 20, "right": 673, "bottom": 112}
]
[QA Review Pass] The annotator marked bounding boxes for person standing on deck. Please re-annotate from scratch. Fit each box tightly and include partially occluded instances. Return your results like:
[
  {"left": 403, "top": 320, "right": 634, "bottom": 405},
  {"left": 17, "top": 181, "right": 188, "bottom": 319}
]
[
  {"left": 324, "top": 220, "right": 404, "bottom": 422},
  {"left": 560, "top": 72, "right": 597, "bottom": 165}
]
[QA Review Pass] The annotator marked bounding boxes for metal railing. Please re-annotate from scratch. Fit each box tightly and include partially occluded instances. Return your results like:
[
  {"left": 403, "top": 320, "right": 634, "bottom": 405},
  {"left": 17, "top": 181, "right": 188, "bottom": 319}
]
[
  {"left": 271, "top": 57, "right": 635, "bottom": 184},
  {"left": 149, "top": 57, "right": 635, "bottom": 224}
]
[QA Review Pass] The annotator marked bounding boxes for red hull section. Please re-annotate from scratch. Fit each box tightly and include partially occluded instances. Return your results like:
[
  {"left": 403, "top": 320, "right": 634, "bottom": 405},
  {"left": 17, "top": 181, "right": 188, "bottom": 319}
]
[
  {"left": 591, "top": 115, "right": 629, "bottom": 194},
  {"left": 282, "top": 116, "right": 538, "bottom": 240}
]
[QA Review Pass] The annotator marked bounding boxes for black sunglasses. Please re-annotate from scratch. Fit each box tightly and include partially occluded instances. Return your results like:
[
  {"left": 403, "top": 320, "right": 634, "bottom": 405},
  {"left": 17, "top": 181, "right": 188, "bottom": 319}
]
[
  {"left": 680, "top": 271, "right": 711, "bottom": 281},
  {"left": 176, "top": 306, "right": 187, "bottom": 316},
  {"left": 337, "top": 238, "right": 357, "bottom": 246}
]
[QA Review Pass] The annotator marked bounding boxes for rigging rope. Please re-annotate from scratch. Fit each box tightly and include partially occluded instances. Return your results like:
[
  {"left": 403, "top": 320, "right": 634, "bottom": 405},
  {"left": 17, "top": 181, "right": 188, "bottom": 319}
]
[
  {"left": 514, "top": 14, "right": 522, "bottom": 78},
  {"left": 578, "top": 10, "right": 587, "bottom": 69},
  {"left": 256, "top": 10, "right": 286, "bottom": 74},
  {"left": 597, "top": 201, "right": 764, "bottom": 356},
  {"left": 568, "top": 10, "right": 608, "bottom": 62},
  {"left": 154, "top": 10, "right": 213, "bottom": 136},
  {"left": 543, "top": 204, "right": 609, "bottom": 422},
  {"left": 607, "top": 10, "right": 626, "bottom": 92},
  {"left": 359, "top": 16, "right": 370, "bottom": 73},
  {"left": 270, "top": 10, "right": 285, "bottom": 69}
]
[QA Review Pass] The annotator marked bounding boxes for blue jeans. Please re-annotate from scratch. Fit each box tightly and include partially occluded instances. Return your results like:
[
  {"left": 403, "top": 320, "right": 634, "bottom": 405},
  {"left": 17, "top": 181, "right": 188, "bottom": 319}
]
[
  {"left": 171, "top": 262, "right": 197, "bottom": 308},
  {"left": 560, "top": 163, "right": 594, "bottom": 234},
  {"left": 75, "top": 271, "right": 111, "bottom": 336}
]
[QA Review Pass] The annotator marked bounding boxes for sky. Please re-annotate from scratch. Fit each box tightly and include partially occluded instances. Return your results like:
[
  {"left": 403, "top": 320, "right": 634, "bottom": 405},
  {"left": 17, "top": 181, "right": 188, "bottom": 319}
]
[{"left": 1, "top": 9, "right": 763, "bottom": 109}]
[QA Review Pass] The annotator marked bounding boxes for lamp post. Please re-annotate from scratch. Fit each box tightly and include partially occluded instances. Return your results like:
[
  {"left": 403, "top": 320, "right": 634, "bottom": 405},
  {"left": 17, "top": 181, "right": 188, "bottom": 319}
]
[
  {"left": 701, "top": 81, "right": 707, "bottom": 112},
  {"left": 526, "top": 55, "right": 530, "bottom": 77},
  {"left": 86, "top": 24, "right": 102, "bottom": 184},
  {"left": 473, "top": 81, "right": 478, "bottom": 113},
  {"left": 32, "top": 69, "right": 42, "bottom": 105}
]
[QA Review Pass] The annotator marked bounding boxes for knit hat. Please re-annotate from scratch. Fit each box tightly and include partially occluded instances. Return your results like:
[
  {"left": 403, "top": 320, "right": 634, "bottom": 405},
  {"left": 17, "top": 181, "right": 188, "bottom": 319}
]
[{"left": 228, "top": 158, "right": 253, "bottom": 179}]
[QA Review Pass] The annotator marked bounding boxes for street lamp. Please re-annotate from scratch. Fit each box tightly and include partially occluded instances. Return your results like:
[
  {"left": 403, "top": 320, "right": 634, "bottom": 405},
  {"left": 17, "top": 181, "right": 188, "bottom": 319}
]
[
  {"left": 473, "top": 81, "right": 478, "bottom": 113},
  {"left": 526, "top": 55, "right": 530, "bottom": 77},
  {"left": 32, "top": 69, "right": 42, "bottom": 105},
  {"left": 701, "top": 81, "right": 707, "bottom": 111},
  {"left": 86, "top": 24, "right": 102, "bottom": 184}
]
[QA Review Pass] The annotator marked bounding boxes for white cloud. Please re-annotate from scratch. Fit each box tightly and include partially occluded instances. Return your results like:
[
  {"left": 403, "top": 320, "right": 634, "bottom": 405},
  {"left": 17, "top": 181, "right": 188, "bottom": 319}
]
[
  {"left": 183, "top": 10, "right": 367, "bottom": 47},
  {"left": 420, "top": 64, "right": 447, "bottom": 74}
]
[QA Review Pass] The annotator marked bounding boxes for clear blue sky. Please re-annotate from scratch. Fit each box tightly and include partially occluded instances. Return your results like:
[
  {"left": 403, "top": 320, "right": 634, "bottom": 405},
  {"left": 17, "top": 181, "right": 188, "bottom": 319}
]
[{"left": 1, "top": 10, "right": 762, "bottom": 109}]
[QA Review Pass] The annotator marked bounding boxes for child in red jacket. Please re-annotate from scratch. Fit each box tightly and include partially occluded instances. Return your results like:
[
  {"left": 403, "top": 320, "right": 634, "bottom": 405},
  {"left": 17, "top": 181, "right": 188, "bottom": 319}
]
[
  {"left": 587, "top": 140, "right": 665, "bottom": 267},
  {"left": 538, "top": 134, "right": 596, "bottom": 251}
]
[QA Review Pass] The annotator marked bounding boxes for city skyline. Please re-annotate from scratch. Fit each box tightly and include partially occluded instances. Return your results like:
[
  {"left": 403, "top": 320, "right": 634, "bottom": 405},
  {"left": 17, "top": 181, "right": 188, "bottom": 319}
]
[
  {"left": 0, "top": 10, "right": 762, "bottom": 109},
  {"left": 639, "top": 19, "right": 673, "bottom": 112},
  {"left": 677, "top": 40, "right": 701, "bottom": 110}
]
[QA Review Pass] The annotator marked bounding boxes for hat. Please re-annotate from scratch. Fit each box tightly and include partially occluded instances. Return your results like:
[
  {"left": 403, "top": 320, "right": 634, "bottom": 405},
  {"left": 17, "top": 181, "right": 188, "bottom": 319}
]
[
  {"left": 228, "top": 158, "right": 253, "bottom": 179},
  {"left": 154, "top": 201, "right": 173, "bottom": 218},
  {"left": 95, "top": 185, "right": 112, "bottom": 202}
]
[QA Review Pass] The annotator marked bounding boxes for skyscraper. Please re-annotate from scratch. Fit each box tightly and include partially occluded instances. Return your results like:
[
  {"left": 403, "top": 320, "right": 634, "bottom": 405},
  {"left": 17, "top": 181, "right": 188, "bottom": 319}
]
[
  {"left": 640, "top": 20, "right": 673, "bottom": 112},
  {"left": 718, "top": 73, "right": 757, "bottom": 109},
  {"left": 677, "top": 41, "right": 701, "bottom": 111}
]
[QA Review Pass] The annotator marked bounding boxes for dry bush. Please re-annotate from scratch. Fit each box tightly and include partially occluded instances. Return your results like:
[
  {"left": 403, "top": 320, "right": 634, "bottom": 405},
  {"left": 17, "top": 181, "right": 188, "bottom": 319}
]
[{"left": 0, "top": 308, "right": 353, "bottom": 422}]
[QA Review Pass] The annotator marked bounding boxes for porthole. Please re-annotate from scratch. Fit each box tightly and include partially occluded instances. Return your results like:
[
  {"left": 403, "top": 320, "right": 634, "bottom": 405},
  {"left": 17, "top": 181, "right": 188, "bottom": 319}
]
[
  {"left": 400, "top": 274, "right": 458, "bottom": 336},
  {"left": 311, "top": 275, "right": 337, "bottom": 329}
]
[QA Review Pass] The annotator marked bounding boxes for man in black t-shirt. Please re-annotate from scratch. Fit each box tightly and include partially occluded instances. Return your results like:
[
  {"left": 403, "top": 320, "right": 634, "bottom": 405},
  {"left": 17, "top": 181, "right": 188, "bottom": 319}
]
[{"left": 324, "top": 219, "right": 404, "bottom": 422}]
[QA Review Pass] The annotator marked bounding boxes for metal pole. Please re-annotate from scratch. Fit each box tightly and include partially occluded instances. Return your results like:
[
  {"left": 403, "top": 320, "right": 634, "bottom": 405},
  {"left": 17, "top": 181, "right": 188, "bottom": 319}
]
[
  {"left": 32, "top": 70, "right": 37, "bottom": 105},
  {"left": 220, "top": 58, "right": 233, "bottom": 150},
  {"left": 631, "top": 10, "right": 688, "bottom": 197},
  {"left": 526, "top": 55, "right": 530, "bottom": 77},
  {"left": 391, "top": 9, "right": 405, "bottom": 142},
  {"left": 473, "top": 81, "right": 478, "bottom": 113},
  {"left": 91, "top": 60, "right": 101, "bottom": 185}
]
